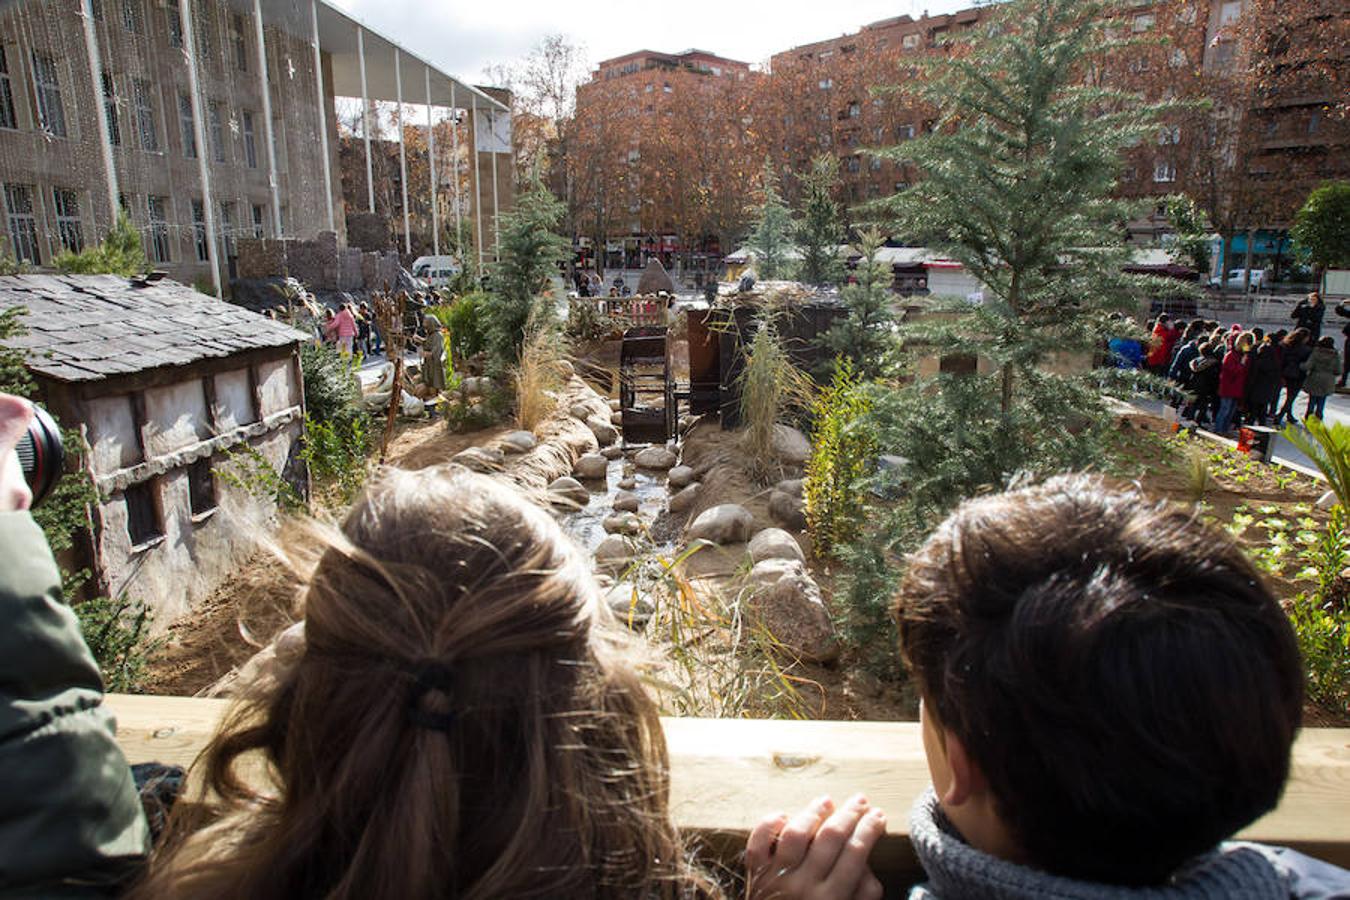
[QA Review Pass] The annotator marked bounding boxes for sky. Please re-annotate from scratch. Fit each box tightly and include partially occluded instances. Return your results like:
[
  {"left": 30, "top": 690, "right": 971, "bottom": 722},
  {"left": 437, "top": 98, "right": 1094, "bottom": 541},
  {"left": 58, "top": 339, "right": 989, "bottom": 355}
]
[{"left": 328, "top": 0, "right": 972, "bottom": 86}]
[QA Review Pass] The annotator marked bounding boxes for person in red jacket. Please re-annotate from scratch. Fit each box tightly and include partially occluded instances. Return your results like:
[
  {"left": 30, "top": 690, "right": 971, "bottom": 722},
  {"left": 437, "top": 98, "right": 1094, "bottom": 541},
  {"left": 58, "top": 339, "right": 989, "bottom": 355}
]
[
  {"left": 1145, "top": 314, "right": 1180, "bottom": 376},
  {"left": 1215, "top": 331, "right": 1254, "bottom": 434}
]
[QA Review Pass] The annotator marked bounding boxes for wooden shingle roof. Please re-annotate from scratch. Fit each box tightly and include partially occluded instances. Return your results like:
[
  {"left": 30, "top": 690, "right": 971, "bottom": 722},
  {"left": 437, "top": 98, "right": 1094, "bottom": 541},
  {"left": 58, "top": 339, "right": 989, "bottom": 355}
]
[{"left": 0, "top": 274, "right": 306, "bottom": 383}]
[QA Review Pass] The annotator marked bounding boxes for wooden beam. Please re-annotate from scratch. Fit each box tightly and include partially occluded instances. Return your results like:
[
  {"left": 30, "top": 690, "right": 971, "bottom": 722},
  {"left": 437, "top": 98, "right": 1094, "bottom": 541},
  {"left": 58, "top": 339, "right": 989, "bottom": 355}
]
[{"left": 105, "top": 695, "right": 1350, "bottom": 882}]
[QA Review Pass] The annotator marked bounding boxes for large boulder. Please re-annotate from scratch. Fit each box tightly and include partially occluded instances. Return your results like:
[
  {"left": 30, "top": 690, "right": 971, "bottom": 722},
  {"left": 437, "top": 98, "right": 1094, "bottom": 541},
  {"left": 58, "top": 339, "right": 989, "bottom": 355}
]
[
  {"left": 634, "top": 446, "right": 677, "bottom": 470},
  {"left": 613, "top": 491, "right": 641, "bottom": 513},
  {"left": 595, "top": 534, "right": 638, "bottom": 571},
  {"left": 636, "top": 257, "right": 676, "bottom": 295},
  {"left": 688, "top": 503, "right": 753, "bottom": 545},
  {"left": 500, "top": 431, "right": 538, "bottom": 454},
  {"left": 547, "top": 476, "right": 590, "bottom": 507},
  {"left": 669, "top": 482, "right": 701, "bottom": 514},
  {"left": 453, "top": 446, "right": 504, "bottom": 473},
  {"left": 609, "top": 398, "right": 622, "bottom": 412},
  {"left": 603, "top": 512, "right": 642, "bottom": 535},
  {"left": 747, "top": 568, "right": 840, "bottom": 664},
  {"left": 775, "top": 478, "right": 804, "bottom": 498},
  {"left": 587, "top": 416, "right": 619, "bottom": 446},
  {"left": 573, "top": 453, "right": 609, "bottom": 480},
  {"left": 570, "top": 402, "right": 593, "bottom": 420},
  {"left": 772, "top": 424, "right": 812, "bottom": 466},
  {"left": 668, "top": 465, "right": 696, "bottom": 489},
  {"left": 749, "top": 557, "right": 806, "bottom": 589},
  {"left": 749, "top": 528, "right": 805, "bottom": 564},
  {"left": 769, "top": 489, "right": 807, "bottom": 531}
]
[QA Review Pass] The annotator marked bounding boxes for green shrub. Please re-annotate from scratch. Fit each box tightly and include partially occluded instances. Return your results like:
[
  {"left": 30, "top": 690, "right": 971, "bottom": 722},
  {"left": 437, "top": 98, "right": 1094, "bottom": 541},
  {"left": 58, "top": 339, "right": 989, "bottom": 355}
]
[
  {"left": 301, "top": 413, "right": 368, "bottom": 503},
  {"left": 804, "top": 359, "right": 875, "bottom": 558},
  {"left": 75, "top": 594, "right": 162, "bottom": 693},
  {"left": 54, "top": 211, "right": 146, "bottom": 277},
  {"left": 1289, "top": 505, "right": 1350, "bottom": 712},
  {"left": 565, "top": 298, "right": 619, "bottom": 344},
  {"left": 301, "top": 341, "right": 362, "bottom": 426},
  {"left": 428, "top": 292, "right": 488, "bottom": 365}
]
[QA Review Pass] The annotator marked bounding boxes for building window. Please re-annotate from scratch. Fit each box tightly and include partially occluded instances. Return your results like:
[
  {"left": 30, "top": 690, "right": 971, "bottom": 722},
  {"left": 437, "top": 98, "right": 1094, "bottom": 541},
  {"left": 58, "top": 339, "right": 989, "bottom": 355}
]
[
  {"left": 844, "top": 156, "right": 861, "bottom": 174},
  {"left": 242, "top": 110, "right": 257, "bottom": 167},
  {"left": 179, "top": 92, "right": 196, "bottom": 158},
  {"left": 207, "top": 100, "right": 225, "bottom": 162},
  {"left": 1158, "top": 125, "right": 1181, "bottom": 145},
  {"left": 194, "top": 7, "right": 214, "bottom": 59},
  {"left": 847, "top": 101, "right": 860, "bottom": 118},
  {"left": 1169, "top": 48, "right": 1187, "bottom": 68},
  {"left": 191, "top": 198, "right": 208, "bottom": 261},
  {"left": 52, "top": 189, "right": 83, "bottom": 253},
  {"left": 147, "top": 195, "right": 170, "bottom": 263},
  {"left": 869, "top": 155, "right": 882, "bottom": 171},
  {"left": 251, "top": 203, "right": 264, "bottom": 238},
  {"left": 101, "top": 73, "right": 121, "bottom": 146},
  {"left": 30, "top": 53, "right": 67, "bottom": 137},
  {"left": 133, "top": 78, "right": 157, "bottom": 151},
  {"left": 124, "top": 481, "right": 162, "bottom": 547},
  {"left": 897, "top": 123, "right": 916, "bottom": 140},
  {"left": 902, "top": 33, "right": 921, "bottom": 49},
  {"left": 219, "top": 200, "right": 234, "bottom": 255},
  {"left": 1219, "top": 1, "right": 1242, "bottom": 26},
  {"left": 166, "top": 0, "right": 182, "bottom": 47},
  {"left": 121, "top": 0, "right": 142, "bottom": 33},
  {"left": 1177, "top": 4, "right": 1196, "bottom": 24},
  {"left": 230, "top": 14, "right": 248, "bottom": 71},
  {"left": 3, "top": 184, "right": 40, "bottom": 264},
  {"left": 0, "top": 47, "right": 15, "bottom": 130},
  {"left": 188, "top": 458, "right": 216, "bottom": 517},
  {"left": 1153, "top": 160, "right": 1176, "bottom": 182},
  {"left": 818, "top": 78, "right": 833, "bottom": 90},
  {"left": 1308, "top": 110, "right": 1322, "bottom": 135}
]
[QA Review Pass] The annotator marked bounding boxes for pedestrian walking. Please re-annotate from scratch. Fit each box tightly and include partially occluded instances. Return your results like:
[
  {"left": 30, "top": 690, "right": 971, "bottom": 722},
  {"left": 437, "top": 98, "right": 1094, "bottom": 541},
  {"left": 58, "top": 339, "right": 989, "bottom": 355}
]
[
  {"left": 329, "top": 303, "right": 358, "bottom": 355},
  {"left": 1244, "top": 336, "right": 1281, "bottom": 426},
  {"left": 1291, "top": 291, "right": 1325, "bottom": 340},
  {"left": 1275, "top": 329, "right": 1311, "bottom": 427},
  {"left": 1334, "top": 299, "right": 1350, "bottom": 388},
  {"left": 1301, "top": 336, "right": 1340, "bottom": 421},
  {"left": 1188, "top": 342, "right": 1222, "bottom": 426},
  {"left": 1215, "top": 332, "right": 1254, "bottom": 434}
]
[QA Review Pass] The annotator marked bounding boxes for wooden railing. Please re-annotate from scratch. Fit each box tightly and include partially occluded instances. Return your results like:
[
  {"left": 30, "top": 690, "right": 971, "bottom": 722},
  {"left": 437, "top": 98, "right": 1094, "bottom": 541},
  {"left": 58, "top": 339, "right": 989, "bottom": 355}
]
[{"left": 107, "top": 694, "right": 1350, "bottom": 883}]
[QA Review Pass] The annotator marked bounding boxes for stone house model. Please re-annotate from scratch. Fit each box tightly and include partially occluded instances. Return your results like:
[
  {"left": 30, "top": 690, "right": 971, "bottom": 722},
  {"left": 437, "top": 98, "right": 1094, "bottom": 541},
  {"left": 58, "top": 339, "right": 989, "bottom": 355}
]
[{"left": 0, "top": 273, "right": 306, "bottom": 626}]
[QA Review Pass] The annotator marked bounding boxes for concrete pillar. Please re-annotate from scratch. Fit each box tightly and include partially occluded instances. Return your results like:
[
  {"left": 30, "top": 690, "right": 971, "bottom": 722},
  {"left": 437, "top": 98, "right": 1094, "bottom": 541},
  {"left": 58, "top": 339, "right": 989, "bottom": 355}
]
[
  {"left": 252, "top": 0, "right": 282, "bottom": 236},
  {"left": 79, "top": 0, "right": 119, "bottom": 227},
  {"left": 395, "top": 48, "right": 410, "bottom": 255},
  {"left": 426, "top": 66, "right": 439, "bottom": 259},
  {"left": 309, "top": 0, "right": 335, "bottom": 233},
  {"left": 180, "top": 0, "right": 221, "bottom": 298},
  {"left": 357, "top": 26, "right": 374, "bottom": 215}
]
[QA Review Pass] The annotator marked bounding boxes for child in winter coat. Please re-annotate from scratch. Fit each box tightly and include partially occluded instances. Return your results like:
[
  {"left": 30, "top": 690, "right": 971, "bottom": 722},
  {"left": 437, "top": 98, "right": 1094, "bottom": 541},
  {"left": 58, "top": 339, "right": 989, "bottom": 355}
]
[
  {"left": 1186, "top": 342, "right": 1222, "bottom": 425},
  {"left": 1301, "top": 336, "right": 1341, "bottom": 421},
  {"left": 1215, "top": 332, "right": 1254, "bottom": 434}
]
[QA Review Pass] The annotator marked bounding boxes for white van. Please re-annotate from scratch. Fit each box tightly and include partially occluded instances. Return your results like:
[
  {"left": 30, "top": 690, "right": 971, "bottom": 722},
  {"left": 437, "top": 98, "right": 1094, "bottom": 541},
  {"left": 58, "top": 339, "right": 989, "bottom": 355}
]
[{"left": 411, "top": 255, "right": 461, "bottom": 288}]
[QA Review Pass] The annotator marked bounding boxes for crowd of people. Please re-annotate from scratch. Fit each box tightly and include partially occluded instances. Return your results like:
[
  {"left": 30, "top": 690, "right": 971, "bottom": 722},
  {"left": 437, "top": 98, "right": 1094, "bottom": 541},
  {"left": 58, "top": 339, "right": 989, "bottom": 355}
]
[
  {"left": 1110, "top": 292, "right": 1348, "bottom": 435},
  {"left": 1, "top": 386, "right": 1348, "bottom": 898}
]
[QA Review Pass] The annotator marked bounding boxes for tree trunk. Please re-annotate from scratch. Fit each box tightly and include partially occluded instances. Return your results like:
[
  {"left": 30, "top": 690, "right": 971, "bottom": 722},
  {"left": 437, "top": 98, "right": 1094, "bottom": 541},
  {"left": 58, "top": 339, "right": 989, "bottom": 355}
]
[
  {"left": 1242, "top": 227, "right": 1256, "bottom": 294},
  {"left": 1000, "top": 362, "right": 1014, "bottom": 417}
]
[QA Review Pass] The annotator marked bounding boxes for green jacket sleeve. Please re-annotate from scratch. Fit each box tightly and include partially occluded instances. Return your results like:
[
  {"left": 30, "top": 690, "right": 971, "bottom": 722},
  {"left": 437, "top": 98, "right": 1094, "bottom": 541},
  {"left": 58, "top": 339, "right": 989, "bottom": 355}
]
[{"left": 0, "top": 512, "right": 149, "bottom": 897}]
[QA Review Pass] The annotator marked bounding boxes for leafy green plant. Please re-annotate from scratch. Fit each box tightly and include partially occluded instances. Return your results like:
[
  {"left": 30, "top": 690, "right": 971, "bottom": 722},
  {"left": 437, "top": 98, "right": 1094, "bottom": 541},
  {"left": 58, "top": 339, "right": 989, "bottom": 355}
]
[
  {"left": 301, "top": 413, "right": 368, "bottom": 504},
  {"left": 1282, "top": 418, "right": 1350, "bottom": 510},
  {"left": 428, "top": 291, "right": 489, "bottom": 366},
  {"left": 1287, "top": 505, "right": 1350, "bottom": 711},
  {"left": 1183, "top": 446, "right": 1217, "bottom": 503},
  {"left": 53, "top": 211, "right": 147, "bottom": 277},
  {"left": 0, "top": 236, "right": 33, "bottom": 275},
  {"left": 75, "top": 594, "right": 163, "bottom": 693},
  {"left": 219, "top": 443, "right": 304, "bottom": 513},
  {"left": 805, "top": 359, "right": 876, "bottom": 558}
]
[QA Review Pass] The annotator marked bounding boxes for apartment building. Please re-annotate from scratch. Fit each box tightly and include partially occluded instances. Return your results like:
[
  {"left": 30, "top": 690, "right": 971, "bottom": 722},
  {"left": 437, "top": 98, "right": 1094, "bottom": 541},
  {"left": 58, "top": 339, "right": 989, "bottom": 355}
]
[{"left": 0, "top": 0, "right": 505, "bottom": 291}]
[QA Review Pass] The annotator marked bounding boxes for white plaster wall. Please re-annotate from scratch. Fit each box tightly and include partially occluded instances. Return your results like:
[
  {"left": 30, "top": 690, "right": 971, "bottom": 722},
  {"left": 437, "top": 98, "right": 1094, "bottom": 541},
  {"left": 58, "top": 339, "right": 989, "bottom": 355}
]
[
  {"left": 256, "top": 359, "right": 298, "bottom": 417},
  {"left": 927, "top": 269, "right": 985, "bottom": 299},
  {"left": 213, "top": 369, "right": 256, "bottom": 431},
  {"left": 85, "top": 395, "right": 140, "bottom": 476},
  {"left": 142, "top": 381, "right": 209, "bottom": 457}
]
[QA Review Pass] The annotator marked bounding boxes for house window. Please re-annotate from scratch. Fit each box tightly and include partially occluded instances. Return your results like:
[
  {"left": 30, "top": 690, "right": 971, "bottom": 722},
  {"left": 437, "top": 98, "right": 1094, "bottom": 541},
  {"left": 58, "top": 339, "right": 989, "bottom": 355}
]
[
  {"left": 897, "top": 123, "right": 916, "bottom": 140},
  {"left": 191, "top": 198, "right": 208, "bottom": 261},
  {"left": 1219, "top": 1, "right": 1242, "bottom": 26},
  {"left": 251, "top": 203, "right": 264, "bottom": 238},
  {"left": 0, "top": 47, "right": 16, "bottom": 130},
  {"left": 1169, "top": 48, "right": 1187, "bottom": 68},
  {"left": 845, "top": 156, "right": 861, "bottom": 174},
  {"left": 3, "top": 184, "right": 40, "bottom": 264},
  {"left": 242, "top": 110, "right": 256, "bottom": 167},
  {"left": 1308, "top": 110, "right": 1321, "bottom": 135},
  {"left": 30, "top": 53, "right": 67, "bottom": 137},
  {"left": 133, "top": 78, "right": 158, "bottom": 151},
  {"left": 101, "top": 74, "right": 121, "bottom": 146},
  {"left": 230, "top": 14, "right": 248, "bottom": 71},
  {"left": 188, "top": 458, "right": 216, "bottom": 517},
  {"left": 1153, "top": 160, "right": 1176, "bottom": 182},
  {"left": 179, "top": 92, "right": 196, "bottom": 158},
  {"left": 124, "top": 481, "right": 162, "bottom": 547},
  {"left": 121, "top": 0, "right": 142, "bottom": 33},
  {"left": 166, "top": 0, "right": 182, "bottom": 47},
  {"left": 147, "top": 195, "right": 170, "bottom": 263},
  {"left": 847, "top": 101, "right": 860, "bottom": 118},
  {"left": 869, "top": 156, "right": 882, "bottom": 171},
  {"left": 52, "top": 189, "right": 83, "bottom": 253},
  {"left": 208, "top": 100, "right": 225, "bottom": 162},
  {"left": 818, "top": 78, "right": 833, "bottom": 90},
  {"left": 1158, "top": 125, "right": 1181, "bottom": 145},
  {"left": 902, "top": 33, "right": 921, "bottom": 49}
]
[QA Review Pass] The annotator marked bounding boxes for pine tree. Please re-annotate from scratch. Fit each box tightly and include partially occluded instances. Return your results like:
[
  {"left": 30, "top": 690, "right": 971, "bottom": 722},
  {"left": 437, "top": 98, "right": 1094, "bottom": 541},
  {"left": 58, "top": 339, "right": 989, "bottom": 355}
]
[
  {"left": 53, "top": 211, "right": 147, "bottom": 277},
  {"left": 746, "top": 160, "right": 794, "bottom": 281},
  {"left": 484, "top": 174, "right": 569, "bottom": 372},
  {"left": 823, "top": 228, "right": 894, "bottom": 379},
  {"left": 796, "top": 155, "right": 844, "bottom": 286},
  {"left": 875, "top": 0, "right": 1166, "bottom": 445}
]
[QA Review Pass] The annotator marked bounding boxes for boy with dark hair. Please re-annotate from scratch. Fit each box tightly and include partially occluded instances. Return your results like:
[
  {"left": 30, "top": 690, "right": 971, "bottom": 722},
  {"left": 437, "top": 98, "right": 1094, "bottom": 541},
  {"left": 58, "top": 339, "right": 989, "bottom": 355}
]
[{"left": 894, "top": 474, "right": 1349, "bottom": 898}]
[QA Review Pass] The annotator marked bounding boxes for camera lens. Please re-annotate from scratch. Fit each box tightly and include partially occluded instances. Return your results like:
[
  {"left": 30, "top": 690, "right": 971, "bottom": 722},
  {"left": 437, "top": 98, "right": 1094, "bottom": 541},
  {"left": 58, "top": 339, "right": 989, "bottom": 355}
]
[{"left": 15, "top": 404, "right": 64, "bottom": 507}]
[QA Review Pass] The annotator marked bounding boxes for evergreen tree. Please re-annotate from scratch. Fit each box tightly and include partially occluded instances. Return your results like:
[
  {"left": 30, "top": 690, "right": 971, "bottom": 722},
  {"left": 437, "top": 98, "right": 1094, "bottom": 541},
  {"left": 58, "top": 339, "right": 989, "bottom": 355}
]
[
  {"left": 484, "top": 174, "right": 569, "bottom": 372},
  {"left": 1292, "top": 181, "right": 1350, "bottom": 284},
  {"left": 54, "top": 211, "right": 147, "bottom": 277},
  {"left": 796, "top": 155, "right": 844, "bottom": 286},
  {"left": 746, "top": 160, "right": 794, "bottom": 281},
  {"left": 823, "top": 228, "right": 894, "bottom": 379}
]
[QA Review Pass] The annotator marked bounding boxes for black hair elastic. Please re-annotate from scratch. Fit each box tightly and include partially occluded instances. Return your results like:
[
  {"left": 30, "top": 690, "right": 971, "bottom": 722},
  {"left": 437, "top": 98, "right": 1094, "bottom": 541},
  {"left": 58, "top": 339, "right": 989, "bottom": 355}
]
[{"left": 406, "top": 660, "right": 456, "bottom": 732}]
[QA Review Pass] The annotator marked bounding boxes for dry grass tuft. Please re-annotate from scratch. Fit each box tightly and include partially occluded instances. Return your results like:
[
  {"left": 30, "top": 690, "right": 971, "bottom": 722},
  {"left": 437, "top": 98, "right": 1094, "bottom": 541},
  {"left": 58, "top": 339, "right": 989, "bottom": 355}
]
[
  {"left": 513, "top": 319, "right": 570, "bottom": 432},
  {"left": 738, "top": 323, "right": 815, "bottom": 484}
]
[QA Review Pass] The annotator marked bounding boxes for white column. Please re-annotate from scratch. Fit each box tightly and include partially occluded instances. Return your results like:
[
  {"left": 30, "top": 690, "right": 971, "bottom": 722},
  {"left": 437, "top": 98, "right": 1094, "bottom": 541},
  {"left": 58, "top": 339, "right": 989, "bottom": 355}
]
[
  {"left": 450, "top": 83, "right": 462, "bottom": 253},
  {"left": 252, "top": 0, "right": 281, "bottom": 236},
  {"left": 310, "top": 0, "right": 335, "bottom": 233},
  {"left": 79, "top": 0, "right": 119, "bottom": 227},
  {"left": 395, "top": 48, "right": 410, "bottom": 255},
  {"left": 357, "top": 27, "right": 374, "bottom": 214},
  {"left": 426, "top": 66, "right": 439, "bottom": 259},
  {"left": 490, "top": 133, "right": 500, "bottom": 261},
  {"left": 180, "top": 0, "right": 221, "bottom": 298},
  {"left": 472, "top": 106, "right": 484, "bottom": 275}
]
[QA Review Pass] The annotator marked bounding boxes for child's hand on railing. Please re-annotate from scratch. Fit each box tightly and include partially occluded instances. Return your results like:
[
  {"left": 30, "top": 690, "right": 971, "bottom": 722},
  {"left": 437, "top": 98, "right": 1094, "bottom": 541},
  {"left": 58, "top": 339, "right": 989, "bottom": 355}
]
[{"left": 746, "top": 793, "right": 885, "bottom": 900}]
